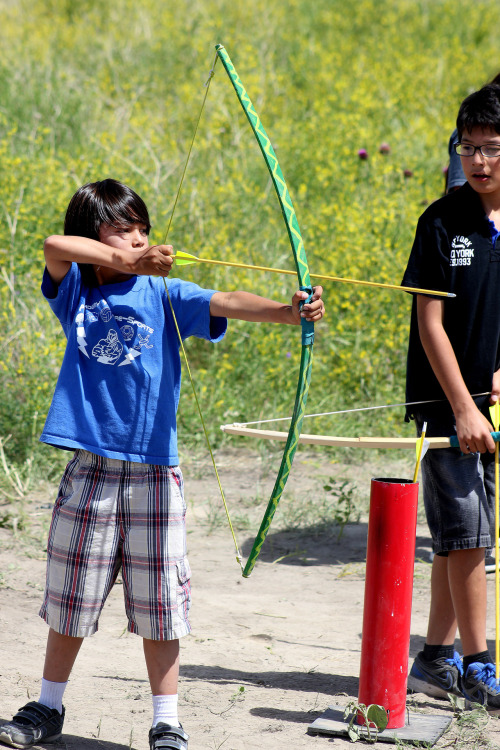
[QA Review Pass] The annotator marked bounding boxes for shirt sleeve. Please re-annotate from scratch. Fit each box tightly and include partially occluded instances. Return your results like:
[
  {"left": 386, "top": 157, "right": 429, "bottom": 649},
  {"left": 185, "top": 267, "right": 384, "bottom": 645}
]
[
  {"left": 162, "top": 278, "right": 227, "bottom": 343},
  {"left": 41, "top": 263, "right": 83, "bottom": 335}
]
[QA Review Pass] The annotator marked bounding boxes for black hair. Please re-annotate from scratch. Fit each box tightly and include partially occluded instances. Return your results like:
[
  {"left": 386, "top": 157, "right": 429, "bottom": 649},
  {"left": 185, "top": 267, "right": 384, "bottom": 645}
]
[
  {"left": 456, "top": 84, "right": 500, "bottom": 139},
  {"left": 64, "top": 179, "right": 151, "bottom": 286}
]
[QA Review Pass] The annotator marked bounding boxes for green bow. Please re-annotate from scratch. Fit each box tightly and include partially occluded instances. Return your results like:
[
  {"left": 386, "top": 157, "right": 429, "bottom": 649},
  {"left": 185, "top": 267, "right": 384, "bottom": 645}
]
[{"left": 215, "top": 44, "right": 315, "bottom": 577}]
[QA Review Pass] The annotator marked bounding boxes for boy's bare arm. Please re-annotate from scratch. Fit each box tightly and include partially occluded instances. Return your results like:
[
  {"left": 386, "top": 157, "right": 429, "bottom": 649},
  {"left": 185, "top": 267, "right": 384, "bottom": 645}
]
[
  {"left": 209, "top": 287, "right": 325, "bottom": 324},
  {"left": 417, "top": 295, "right": 495, "bottom": 453},
  {"left": 43, "top": 235, "right": 174, "bottom": 284}
]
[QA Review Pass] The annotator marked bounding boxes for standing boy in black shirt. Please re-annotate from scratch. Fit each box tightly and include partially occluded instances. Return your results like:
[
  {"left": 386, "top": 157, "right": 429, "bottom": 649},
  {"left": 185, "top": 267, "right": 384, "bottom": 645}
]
[{"left": 404, "top": 84, "right": 500, "bottom": 710}]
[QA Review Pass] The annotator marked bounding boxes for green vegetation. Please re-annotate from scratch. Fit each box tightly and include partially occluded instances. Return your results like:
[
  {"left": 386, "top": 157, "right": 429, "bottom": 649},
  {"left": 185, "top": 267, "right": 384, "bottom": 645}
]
[{"left": 1, "top": 0, "right": 500, "bottom": 479}]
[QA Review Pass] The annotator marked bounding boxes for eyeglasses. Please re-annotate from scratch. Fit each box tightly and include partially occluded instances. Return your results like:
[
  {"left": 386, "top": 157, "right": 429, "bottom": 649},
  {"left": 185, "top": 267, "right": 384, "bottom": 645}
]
[{"left": 454, "top": 142, "right": 500, "bottom": 158}]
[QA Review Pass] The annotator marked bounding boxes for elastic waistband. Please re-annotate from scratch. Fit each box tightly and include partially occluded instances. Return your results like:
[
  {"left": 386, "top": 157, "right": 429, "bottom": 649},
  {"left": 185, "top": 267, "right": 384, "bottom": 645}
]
[{"left": 74, "top": 450, "right": 179, "bottom": 474}]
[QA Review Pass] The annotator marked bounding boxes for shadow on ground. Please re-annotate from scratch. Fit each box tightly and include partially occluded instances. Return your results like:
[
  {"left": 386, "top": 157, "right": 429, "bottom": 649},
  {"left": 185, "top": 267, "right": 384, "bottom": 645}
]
[
  {"left": 242, "top": 522, "right": 433, "bottom": 568},
  {"left": 180, "top": 664, "right": 359, "bottom": 697},
  {"left": 0, "top": 735, "right": 133, "bottom": 750}
]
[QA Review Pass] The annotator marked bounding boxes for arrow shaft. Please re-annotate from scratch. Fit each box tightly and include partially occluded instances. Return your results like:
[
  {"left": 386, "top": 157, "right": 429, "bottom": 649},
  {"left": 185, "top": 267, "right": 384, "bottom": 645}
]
[
  {"left": 310, "top": 272, "right": 454, "bottom": 298},
  {"left": 174, "top": 255, "right": 455, "bottom": 298}
]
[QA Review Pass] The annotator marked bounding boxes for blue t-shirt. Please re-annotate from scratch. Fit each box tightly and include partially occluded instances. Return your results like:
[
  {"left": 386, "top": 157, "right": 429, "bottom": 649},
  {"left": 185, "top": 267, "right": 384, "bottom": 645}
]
[{"left": 40, "top": 264, "right": 227, "bottom": 464}]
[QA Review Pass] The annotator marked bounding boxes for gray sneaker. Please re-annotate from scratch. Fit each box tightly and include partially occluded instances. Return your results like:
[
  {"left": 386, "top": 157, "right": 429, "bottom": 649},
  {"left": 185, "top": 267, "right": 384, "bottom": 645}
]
[
  {"left": 459, "top": 662, "right": 500, "bottom": 712},
  {"left": 407, "top": 650, "right": 463, "bottom": 699},
  {"left": 0, "top": 701, "right": 64, "bottom": 748}
]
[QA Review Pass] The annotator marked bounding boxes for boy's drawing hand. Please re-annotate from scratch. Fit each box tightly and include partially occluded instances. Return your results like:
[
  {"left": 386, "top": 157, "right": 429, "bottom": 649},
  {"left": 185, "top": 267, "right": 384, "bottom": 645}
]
[
  {"left": 130, "top": 244, "right": 174, "bottom": 276},
  {"left": 455, "top": 404, "right": 495, "bottom": 454},
  {"left": 291, "top": 286, "right": 325, "bottom": 324}
]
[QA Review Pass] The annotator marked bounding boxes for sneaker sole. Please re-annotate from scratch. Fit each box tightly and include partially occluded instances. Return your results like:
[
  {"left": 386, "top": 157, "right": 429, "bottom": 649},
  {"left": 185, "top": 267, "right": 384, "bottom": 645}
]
[
  {"left": 464, "top": 697, "right": 500, "bottom": 715},
  {"left": 407, "top": 673, "right": 455, "bottom": 699},
  {"left": 485, "top": 563, "right": 499, "bottom": 574},
  {"left": 0, "top": 729, "right": 62, "bottom": 748}
]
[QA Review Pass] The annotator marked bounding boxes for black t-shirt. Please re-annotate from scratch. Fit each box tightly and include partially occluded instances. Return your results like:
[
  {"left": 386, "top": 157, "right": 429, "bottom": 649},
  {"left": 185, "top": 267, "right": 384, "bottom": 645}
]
[{"left": 403, "top": 182, "right": 500, "bottom": 425}]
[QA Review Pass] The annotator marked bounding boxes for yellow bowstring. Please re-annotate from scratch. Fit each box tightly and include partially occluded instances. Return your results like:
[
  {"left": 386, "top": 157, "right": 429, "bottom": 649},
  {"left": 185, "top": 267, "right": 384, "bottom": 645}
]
[
  {"left": 412, "top": 421, "right": 427, "bottom": 484},
  {"left": 163, "top": 282, "right": 243, "bottom": 571},
  {"left": 496, "top": 436, "right": 499, "bottom": 685},
  {"left": 163, "top": 50, "right": 218, "bottom": 245},
  {"left": 162, "top": 50, "right": 243, "bottom": 571},
  {"left": 491, "top": 402, "right": 500, "bottom": 684}
]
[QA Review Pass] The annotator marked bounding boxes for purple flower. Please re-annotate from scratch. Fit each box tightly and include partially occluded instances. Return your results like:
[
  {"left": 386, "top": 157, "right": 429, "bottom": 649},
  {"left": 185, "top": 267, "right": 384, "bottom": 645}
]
[
  {"left": 358, "top": 148, "right": 369, "bottom": 160},
  {"left": 286, "top": 352, "right": 291, "bottom": 358},
  {"left": 379, "top": 142, "right": 391, "bottom": 154},
  {"left": 403, "top": 169, "right": 413, "bottom": 178}
]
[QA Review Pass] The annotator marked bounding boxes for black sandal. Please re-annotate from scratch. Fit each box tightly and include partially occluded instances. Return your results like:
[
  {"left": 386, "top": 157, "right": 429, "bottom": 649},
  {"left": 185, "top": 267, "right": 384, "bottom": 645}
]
[{"left": 148, "top": 723, "right": 189, "bottom": 750}]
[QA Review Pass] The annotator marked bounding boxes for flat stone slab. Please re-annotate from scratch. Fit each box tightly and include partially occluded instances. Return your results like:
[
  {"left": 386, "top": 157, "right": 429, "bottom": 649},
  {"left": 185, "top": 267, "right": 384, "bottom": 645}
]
[{"left": 307, "top": 705, "right": 452, "bottom": 745}]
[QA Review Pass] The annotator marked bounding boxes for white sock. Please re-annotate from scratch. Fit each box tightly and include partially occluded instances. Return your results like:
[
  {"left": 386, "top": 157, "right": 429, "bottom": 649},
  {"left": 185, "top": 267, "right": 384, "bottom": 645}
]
[
  {"left": 152, "top": 694, "right": 179, "bottom": 728},
  {"left": 39, "top": 678, "right": 67, "bottom": 714}
]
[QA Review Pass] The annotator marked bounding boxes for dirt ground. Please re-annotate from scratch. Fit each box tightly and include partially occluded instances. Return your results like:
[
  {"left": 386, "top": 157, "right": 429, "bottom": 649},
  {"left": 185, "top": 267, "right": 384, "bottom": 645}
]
[{"left": 1, "top": 447, "right": 500, "bottom": 750}]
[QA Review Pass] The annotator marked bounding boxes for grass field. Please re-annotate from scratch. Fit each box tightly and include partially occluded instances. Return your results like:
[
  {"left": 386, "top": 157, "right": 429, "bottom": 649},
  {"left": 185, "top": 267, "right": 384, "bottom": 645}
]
[{"left": 1, "top": 0, "right": 500, "bottom": 485}]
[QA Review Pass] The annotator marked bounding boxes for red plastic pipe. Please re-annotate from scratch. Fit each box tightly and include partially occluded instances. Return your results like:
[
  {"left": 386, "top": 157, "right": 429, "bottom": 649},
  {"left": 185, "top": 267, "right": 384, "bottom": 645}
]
[{"left": 357, "top": 477, "right": 419, "bottom": 729}]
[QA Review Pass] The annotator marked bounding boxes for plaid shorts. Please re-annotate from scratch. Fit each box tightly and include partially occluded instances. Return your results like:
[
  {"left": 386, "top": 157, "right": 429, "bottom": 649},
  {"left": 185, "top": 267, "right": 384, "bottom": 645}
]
[{"left": 39, "top": 450, "right": 191, "bottom": 640}]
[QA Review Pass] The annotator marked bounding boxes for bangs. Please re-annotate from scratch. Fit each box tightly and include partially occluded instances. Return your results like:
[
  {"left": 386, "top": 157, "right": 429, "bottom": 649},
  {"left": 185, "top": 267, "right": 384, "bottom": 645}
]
[{"left": 94, "top": 186, "right": 151, "bottom": 232}]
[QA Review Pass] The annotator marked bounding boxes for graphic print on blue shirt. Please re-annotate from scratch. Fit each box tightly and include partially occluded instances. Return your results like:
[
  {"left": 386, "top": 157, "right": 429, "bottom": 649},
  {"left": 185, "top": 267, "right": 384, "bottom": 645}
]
[{"left": 75, "top": 297, "right": 150, "bottom": 366}]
